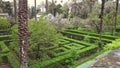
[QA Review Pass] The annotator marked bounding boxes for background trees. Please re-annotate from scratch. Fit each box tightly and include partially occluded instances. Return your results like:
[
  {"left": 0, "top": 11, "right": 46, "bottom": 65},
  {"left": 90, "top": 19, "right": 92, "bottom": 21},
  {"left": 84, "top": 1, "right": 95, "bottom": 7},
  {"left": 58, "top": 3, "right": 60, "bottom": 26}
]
[
  {"left": 99, "top": 0, "right": 105, "bottom": 48},
  {"left": 114, "top": 0, "right": 119, "bottom": 35},
  {"left": 34, "top": 0, "right": 37, "bottom": 20},
  {"left": 13, "top": 0, "right": 17, "bottom": 22},
  {"left": 1, "top": 1, "right": 12, "bottom": 16}
]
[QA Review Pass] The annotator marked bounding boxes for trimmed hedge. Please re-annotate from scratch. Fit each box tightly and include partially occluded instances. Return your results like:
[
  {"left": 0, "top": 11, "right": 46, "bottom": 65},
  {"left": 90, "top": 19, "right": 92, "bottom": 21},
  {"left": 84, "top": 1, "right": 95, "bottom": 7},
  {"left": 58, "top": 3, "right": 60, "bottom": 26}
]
[
  {"left": 29, "top": 37, "right": 98, "bottom": 68},
  {"left": 63, "top": 31, "right": 113, "bottom": 43},
  {"left": 59, "top": 40, "right": 70, "bottom": 45},
  {"left": 63, "top": 43, "right": 85, "bottom": 49},
  {"left": 0, "top": 30, "right": 10, "bottom": 35},
  {"left": 0, "top": 35, "right": 11, "bottom": 41},
  {"left": 0, "top": 42, "right": 10, "bottom": 53},
  {"left": 7, "top": 52, "right": 19, "bottom": 68},
  {"left": 51, "top": 47, "right": 69, "bottom": 57},
  {"left": 62, "top": 37, "right": 96, "bottom": 47},
  {"left": 66, "top": 29, "right": 118, "bottom": 40},
  {"left": 29, "top": 45, "right": 98, "bottom": 68},
  {"left": 0, "top": 41, "right": 19, "bottom": 68}
]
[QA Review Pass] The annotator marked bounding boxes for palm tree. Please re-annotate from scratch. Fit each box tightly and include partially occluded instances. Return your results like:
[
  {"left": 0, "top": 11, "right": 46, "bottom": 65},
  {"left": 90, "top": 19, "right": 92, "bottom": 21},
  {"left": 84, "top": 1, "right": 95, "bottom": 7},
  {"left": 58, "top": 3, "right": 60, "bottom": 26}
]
[
  {"left": 14, "top": 0, "right": 17, "bottom": 22},
  {"left": 18, "top": 0, "right": 28, "bottom": 68},
  {"left": 99, "top": 0, "right": 105, "bottom": 46},
  {"left": 114, "top": 0, "right": 119, "bottom": 35},
  {"left": 34, "top": 0, "right": 37, "bottom": 20}
]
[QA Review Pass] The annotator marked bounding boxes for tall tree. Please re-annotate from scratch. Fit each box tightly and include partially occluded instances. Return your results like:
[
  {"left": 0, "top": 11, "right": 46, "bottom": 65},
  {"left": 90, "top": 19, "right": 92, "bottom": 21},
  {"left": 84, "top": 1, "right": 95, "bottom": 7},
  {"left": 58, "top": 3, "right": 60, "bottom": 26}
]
[
  {"left": 18, "top": 0, "right": 28, "bottom": 68},
  {"left": 34, "top": 0, "right": 37, "bottom": 20},
  {"left": 114, "top": 0, "right": 119, "bottom": 35},
  {"left": 2, "top": 1, "right": 12, "bottom": 15},
  {"left": 0, "top": 0, "right": 2, "bottom": 7},
  {"left": 99, "top": 0, "right": 105, "bottom": 45},
  {"left": 14, "top": 0, "right": 17, "bottom": 22},
  {"left": 46, "top": 0, "right": 48, "bottom": 14}
]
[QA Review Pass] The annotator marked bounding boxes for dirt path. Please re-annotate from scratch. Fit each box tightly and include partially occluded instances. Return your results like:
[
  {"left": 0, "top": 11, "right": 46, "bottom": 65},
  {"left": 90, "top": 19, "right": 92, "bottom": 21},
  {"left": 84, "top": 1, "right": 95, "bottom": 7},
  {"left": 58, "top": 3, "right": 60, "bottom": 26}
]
[
  {"left": 0, "top": 63, "right": 11, "bottom": 68},
  {"left": 90, "top": 48, "right": 120, "bottom": 68}
]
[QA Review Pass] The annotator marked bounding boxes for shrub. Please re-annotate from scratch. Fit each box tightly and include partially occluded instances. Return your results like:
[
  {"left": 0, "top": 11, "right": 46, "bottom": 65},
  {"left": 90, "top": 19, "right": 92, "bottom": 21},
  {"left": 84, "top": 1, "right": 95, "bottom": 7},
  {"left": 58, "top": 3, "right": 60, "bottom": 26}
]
[
  {"left": 104, "top": 39, "right": 120, "bottom": 50},
  {"left": 0, "top": 17, "right": 9, "bottom": 30},
  {"left": 11, "top": 17, "right": 62, "bottom": 60},
  {"left": 0, "top": 42, "right": 19, "bottom": 68}
]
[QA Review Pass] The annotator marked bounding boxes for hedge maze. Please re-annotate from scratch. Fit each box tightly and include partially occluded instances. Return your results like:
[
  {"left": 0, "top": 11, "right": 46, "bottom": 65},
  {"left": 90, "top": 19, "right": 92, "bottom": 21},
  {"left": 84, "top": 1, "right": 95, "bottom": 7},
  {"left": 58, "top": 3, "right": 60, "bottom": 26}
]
[
  {"left": 0, "top": 30, "right": 19, "bottom": 68},
  {"left": 0, "top": 41, "right": 19, "bottom": 68},
  {"left": 0, "top": 29, "right": 119, "bottom": 68}
]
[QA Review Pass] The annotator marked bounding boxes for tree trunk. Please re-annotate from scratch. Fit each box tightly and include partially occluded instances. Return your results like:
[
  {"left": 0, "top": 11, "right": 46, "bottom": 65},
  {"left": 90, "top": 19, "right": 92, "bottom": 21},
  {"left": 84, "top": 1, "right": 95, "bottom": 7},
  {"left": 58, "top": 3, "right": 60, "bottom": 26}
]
[
  {"left": 34, "top": 0, "right": 37, "bottom": 20},
  {"left": 14, "top": 0, "right": 17, "bottom": 22},
  {"left": 18, "top": 0, "right": 28, "bottom": 68},
  {"left": 113, "top": 0, "right": 119, "bottom": 36},
  {"left": 36, "top": 44, "right": 40, "bottom": 59},
  {"left": 99, "top": 0, "right": 105, "bottom": 44},
  {"left": 46, "top": 0, "right": 48, "bottom": 14}
]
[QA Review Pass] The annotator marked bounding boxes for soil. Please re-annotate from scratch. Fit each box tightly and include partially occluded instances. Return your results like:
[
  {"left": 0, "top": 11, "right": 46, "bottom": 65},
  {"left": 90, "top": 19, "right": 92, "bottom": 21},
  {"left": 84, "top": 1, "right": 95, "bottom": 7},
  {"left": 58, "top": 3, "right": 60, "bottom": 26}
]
[{"left": 0, "top": 63, "right": 11, "bottom": 68}]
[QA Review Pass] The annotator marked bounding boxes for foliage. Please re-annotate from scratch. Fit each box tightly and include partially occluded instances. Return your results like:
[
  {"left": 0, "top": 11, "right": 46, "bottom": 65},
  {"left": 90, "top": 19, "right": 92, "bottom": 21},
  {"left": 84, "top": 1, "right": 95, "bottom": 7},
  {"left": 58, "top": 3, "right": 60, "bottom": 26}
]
[
  {"left": 0, "top": 41, "right": 19, "bottom": 68},
  {"left": 63, "top": 30, "right": 113, "bottom": 43},
  {"left": 103, "top": 10, "right": 115, "bottom": 33},
  {"left": 69, "top": 50, "right": 106, "bottom": 68},
  {"left": 48, "top": 3, "right": 63, "bottom": 16},
  {"left": 87, "top": 12, "right": 100, "bottom": 33},
  {"left": 55, "top": 4, "right": 63, "bottom": 14},
  {"left": 29, "top": 6, "right": 36, "bottom": 19},
  {"left": 44, "top": 13, "right": 71, "bottom": 31},
  {"left": 70, "top": 17, "right": 85, "bottom": 28},
  {"left": 0, "top": 41, "right": 9, "bottom": 53},
  {"left": 1, "top": 1, "right": 12, "bottom": 16},
  {"left": 28, "top": 18, "right": 61, "bottom": 47},
  {"left": 11, "top": 17, "right": 62, "bottom": 59},
  {"left": 0, "top": 35, "right": 11, "bottom": 41},
  {"left": 29, "top": 38, "right": 98, "bottom": 68},
  {"left": 0, "top": 17, "right": 9, "bottom": 30},
  {"left": 104, "top": 39, "right": 120, "bottom": 50}
]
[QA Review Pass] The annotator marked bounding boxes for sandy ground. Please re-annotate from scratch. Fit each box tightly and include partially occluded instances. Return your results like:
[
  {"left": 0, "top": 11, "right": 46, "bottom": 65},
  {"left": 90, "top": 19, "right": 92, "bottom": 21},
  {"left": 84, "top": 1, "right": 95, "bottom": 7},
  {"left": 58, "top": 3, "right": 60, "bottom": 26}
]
[{"left": 0, "top": 63, "right": 11, "bottom": 68}]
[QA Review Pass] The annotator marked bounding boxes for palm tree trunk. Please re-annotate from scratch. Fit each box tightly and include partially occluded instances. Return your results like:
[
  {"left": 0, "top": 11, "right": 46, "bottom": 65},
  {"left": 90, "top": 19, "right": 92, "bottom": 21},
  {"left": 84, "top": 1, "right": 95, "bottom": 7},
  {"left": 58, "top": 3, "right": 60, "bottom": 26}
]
[
  {"left": 99, "top": 0, "right": 105, "bottom": 45},
  {"left": 18, "top": 0, "right": 28, "bottom": 68},
  {"left": 14, "top": 0, "right": 17, "bottom": 22},
  {"left": 34, "top": 0, "right": 37, "bottom": 20},
  {"left": 113, "top": 0, "right": 119, "bottom": 36}
]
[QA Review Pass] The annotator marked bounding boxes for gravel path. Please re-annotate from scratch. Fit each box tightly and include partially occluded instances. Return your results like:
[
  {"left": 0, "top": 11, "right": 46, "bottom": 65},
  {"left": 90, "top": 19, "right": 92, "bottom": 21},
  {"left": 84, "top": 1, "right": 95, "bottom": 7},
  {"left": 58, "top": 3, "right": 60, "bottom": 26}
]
[
  {"left": 0, "top": 63, "right": 11, "bottom": 68},
  {"left": 90, "top": 48, "right": 120, "bottom": 68}
]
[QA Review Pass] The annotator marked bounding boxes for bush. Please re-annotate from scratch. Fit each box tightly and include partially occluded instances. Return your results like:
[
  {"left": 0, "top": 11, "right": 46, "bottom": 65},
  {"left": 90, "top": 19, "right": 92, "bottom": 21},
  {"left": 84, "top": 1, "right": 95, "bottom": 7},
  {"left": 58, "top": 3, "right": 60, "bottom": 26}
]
[
  {"left": 104, "top": 39, "right": 120, "bottom": 50},
  {"left": 11, "top": 17, "right": 62, "bottom": 60},
  {"left": 0, "top": 17, "right": 9, "bottom": 30}
]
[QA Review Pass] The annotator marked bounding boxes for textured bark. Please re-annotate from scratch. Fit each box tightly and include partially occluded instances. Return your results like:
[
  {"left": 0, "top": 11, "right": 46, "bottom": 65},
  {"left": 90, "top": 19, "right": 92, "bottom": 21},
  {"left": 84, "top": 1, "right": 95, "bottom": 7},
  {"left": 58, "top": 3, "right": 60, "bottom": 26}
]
[
  {"left": 34, "top": 0, "right": 37, "bottom": 20},
  {"left": 14, "top": 0, "right": 17, "bottom": 22},
  {"left": 99, "top": 0, "right": 105, "bottom": 43},
  {"left": 114, "top": 0, "right": 119, "bottom": 35},
  {"left": 18, "top": 0, "right": 28, "bottom": 68}
]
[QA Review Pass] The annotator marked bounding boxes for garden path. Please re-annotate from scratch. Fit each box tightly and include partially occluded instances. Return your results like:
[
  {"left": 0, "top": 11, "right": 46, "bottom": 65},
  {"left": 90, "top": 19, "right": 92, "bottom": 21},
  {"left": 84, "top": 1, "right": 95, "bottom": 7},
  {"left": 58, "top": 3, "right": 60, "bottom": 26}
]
[{"left": 89, "top": 48, "right": 120, "bottom": 68}]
